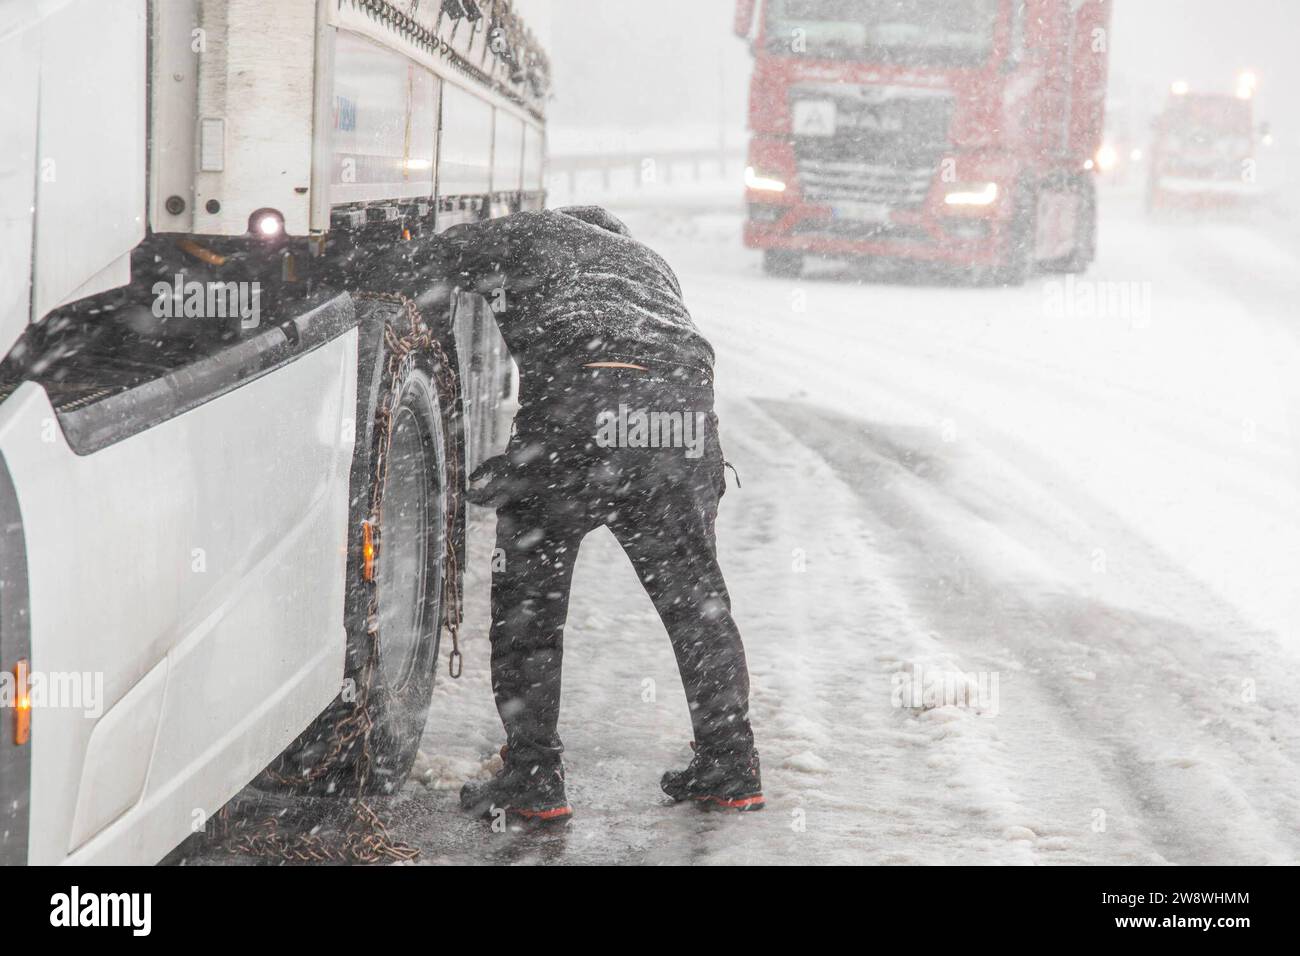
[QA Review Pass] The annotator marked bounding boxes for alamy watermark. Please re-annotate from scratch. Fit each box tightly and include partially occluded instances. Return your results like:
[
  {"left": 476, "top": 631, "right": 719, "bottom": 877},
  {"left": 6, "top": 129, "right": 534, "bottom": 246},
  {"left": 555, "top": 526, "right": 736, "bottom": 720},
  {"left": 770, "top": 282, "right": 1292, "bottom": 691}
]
[
  {"left": 0, "top": 662, "right": 104, "bottom": 719},
  {"left": 152, "top": 274, "right": 261, "bottom": 329},
  {"left": 1043, "top": 276, "right": 1152, "bottom": 327},
  {"left": 50, "top": 886, "right": 151, "bottom": 936},
  {"left": 891, "top": 664, "right": 1000, "bottom": 717},
  {"left": 595, "top": 404, "right": 708, "bottom": 459}
]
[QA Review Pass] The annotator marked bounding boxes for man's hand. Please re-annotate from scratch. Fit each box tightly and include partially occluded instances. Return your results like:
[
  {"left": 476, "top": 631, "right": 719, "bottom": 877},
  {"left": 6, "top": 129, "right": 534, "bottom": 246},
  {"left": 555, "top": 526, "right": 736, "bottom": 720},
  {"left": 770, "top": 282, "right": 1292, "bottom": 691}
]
[{"left": 466, "top": 454, "right": 517, "bottom": 509}]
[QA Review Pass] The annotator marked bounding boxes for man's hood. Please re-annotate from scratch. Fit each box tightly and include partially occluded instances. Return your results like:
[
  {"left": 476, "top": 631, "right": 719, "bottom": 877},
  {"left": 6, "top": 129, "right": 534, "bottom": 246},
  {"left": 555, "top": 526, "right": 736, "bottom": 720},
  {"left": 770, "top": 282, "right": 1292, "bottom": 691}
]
[{"left": 555, "top": 205, "right": 632, "bottom": 237}]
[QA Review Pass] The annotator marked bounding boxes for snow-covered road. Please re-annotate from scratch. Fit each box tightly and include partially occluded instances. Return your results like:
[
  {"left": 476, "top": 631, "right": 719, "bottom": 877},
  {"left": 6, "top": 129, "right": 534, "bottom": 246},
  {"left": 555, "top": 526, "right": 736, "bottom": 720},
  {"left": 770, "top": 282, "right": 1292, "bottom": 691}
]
[
  {"left": 182, "top": 188, "right": 1300, "bottom": 865},
  {"left": 380, "top": 189, "right": 1300, "bottom": 865}
]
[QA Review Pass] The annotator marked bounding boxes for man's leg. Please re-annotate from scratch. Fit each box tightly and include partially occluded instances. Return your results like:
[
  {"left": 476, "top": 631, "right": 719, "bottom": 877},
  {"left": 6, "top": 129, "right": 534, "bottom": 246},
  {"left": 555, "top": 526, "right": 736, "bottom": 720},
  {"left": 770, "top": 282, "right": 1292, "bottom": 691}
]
[
  {"left": 608, "top": 470, "right": 755, "bottom": 757},
  {"left": 489, "top": 499, "right": 591, "bottom": 763}
]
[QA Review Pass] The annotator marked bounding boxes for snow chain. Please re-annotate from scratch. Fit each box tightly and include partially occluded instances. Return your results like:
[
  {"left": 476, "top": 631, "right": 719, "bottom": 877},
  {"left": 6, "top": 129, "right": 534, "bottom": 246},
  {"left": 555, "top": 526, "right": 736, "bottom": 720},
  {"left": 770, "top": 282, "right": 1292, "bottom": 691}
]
[
  {"left": 213, "top": 291, "right": 464, "bottom": 865},
  {"left": 361, "top": 291, "right": 466, "bottom": 685},
  {"left": 211, "top": 799, "right": 419, "bottom": 865}
]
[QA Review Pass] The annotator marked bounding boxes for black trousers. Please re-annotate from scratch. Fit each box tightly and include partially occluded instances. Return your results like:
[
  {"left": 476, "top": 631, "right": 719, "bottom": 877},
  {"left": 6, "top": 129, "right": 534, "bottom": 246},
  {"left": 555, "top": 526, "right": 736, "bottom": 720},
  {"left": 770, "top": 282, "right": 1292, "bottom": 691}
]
[{"left": 489, "top": 366, "right": 755, "bottom": 764}]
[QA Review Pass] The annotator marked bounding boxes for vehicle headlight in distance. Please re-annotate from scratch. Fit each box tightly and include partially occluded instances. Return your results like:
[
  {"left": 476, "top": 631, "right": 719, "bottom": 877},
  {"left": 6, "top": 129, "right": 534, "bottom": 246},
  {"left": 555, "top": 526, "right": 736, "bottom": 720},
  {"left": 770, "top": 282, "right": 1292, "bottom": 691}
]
[
  {"left": 1096, "top": 143, "right": 1120, "bottom": 172},
  {"left": 944, "top": 182, "right": 999, "bottom": 206},
  {"left": 745, "top": 166, "right": 787, "bottom": 193}
]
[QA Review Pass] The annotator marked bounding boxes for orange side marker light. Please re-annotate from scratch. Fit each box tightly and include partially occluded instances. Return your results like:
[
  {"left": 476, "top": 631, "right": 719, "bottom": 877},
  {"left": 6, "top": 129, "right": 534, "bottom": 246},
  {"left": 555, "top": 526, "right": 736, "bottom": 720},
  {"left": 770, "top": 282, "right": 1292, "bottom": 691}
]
[
  {"left": 362, "top": 521, "right": 376, "bottom": 582},
  {"left": 14, "top": 660, "right": 31, "bottom": 746}
]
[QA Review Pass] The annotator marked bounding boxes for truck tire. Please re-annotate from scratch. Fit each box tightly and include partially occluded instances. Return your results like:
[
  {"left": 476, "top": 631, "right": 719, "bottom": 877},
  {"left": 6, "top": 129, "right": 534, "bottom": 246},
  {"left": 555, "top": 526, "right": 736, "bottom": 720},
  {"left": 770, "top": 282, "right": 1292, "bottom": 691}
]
[
  {"left": 359, "top": 363, "right": 448, "bottom": 788},
  {"left": 1041, "top": 177, "right": 1097, "bottom": 274},
  {"left": 256, "top": 296, "right": 460, "bottom": 796},
  {"left": 992, "top": 183, "right": 1037, "bottom": 287},
  {"left": 763, "top": 249, "right": 804, "bottom": 278}
]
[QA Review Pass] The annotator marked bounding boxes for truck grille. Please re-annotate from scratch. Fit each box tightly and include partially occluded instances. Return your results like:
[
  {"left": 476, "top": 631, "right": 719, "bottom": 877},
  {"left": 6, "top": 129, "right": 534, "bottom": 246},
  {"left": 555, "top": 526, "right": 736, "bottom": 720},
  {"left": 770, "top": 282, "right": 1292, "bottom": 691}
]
[
  {"left": 792, "top": 86, "right": 954, "bottom": 211},
  {"left": 796, "top": 157, "right": 936, "bottom": 207}
]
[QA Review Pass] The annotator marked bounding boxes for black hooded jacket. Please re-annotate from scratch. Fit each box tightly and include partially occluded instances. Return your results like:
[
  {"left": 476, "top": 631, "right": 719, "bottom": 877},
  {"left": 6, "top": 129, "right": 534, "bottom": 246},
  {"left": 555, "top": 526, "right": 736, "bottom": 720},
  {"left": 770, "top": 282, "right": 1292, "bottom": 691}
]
[{"left": 422, "top": 206, "right": 715, "bottom": 375}]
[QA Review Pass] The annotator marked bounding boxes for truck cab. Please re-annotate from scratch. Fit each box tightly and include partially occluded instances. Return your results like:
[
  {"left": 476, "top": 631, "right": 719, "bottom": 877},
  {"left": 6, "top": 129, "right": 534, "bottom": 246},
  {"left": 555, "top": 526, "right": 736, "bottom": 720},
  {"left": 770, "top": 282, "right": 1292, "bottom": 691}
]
[
  {"left": 735, "top": 0, "right": 1111, "bottom": 283},
  {"left": 1148, "top": 87, "right": 1262, "bottom": 211}
]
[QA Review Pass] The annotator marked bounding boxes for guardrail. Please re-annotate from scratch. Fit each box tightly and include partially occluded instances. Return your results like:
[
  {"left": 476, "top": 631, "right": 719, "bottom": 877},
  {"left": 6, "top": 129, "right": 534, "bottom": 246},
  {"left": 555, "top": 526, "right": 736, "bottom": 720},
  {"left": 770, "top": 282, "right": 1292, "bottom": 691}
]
[{"left": 547, "top": 147, "right": 747, "bottom": 191}]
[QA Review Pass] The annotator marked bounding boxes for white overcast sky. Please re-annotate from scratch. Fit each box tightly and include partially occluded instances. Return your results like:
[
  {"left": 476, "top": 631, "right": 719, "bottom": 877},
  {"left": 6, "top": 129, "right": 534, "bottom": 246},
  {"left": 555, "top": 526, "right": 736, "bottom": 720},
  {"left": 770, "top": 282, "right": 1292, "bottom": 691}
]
[{"left": 544, "top": 1, "right": 1298, "bottom": 136}]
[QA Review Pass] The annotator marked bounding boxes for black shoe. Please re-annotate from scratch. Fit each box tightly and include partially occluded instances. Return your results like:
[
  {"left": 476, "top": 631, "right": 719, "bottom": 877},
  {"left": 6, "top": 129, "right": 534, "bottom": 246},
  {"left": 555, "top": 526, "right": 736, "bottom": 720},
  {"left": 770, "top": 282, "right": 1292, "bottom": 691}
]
[
  {"left": 661, "top": 742, "right": 765, "bottom": 811},
  {"left": 459, "top": 746, "right": 572, "bottom": 823}
]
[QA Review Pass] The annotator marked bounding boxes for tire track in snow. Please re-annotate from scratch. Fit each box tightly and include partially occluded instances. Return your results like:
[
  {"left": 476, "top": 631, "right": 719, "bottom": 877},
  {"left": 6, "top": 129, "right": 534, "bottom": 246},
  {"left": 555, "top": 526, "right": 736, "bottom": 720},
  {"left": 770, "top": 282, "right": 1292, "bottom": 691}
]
[
  {"left": 676, "top": 233, "right": 1300, "bottom": 861},
  {"left": 708, "top": 397, "right": 1046, "bottom": 863},
  {"left": 735, "top": 387, "right": 1300, "bottom": 864}
]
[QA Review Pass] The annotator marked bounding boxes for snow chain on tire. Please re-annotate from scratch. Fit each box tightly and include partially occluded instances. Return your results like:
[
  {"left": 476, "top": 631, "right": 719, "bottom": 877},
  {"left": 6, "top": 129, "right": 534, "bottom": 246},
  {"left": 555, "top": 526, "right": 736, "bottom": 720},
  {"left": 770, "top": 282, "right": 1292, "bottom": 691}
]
[
  {"left": 215, "top": 292, "right": 464, "bottom": 864},
  {"left": 361, "top": 291, "right": 466, "bottom": 687}
]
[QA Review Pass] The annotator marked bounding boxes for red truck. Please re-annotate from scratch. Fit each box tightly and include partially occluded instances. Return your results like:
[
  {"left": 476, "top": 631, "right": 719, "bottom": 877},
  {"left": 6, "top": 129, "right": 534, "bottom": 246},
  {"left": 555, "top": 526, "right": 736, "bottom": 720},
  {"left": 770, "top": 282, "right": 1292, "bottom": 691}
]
[
  {"left": 1147, "top": 79, "right": 1267, "bottom": 212},
  {"left": 735, "top": 0, "right": 1112, "bottom": 283}
]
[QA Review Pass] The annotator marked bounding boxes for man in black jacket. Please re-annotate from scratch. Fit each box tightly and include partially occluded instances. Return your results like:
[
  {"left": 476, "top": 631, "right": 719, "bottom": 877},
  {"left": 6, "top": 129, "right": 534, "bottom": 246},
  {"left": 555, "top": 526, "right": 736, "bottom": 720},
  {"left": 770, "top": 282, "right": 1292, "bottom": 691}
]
[{"left": 418, "top": 206, "right": 761, "bottom": 822}]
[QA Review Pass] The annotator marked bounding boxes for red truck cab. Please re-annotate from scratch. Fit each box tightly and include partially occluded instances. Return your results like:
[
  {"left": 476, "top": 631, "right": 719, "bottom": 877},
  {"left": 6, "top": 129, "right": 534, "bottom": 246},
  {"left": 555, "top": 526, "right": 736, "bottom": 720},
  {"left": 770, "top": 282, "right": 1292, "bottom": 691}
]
[
  {"left": 735, "top": 0, "right": 1112, "bottom": 283},
  {"left": 1147, "top": 87, "right": 1263, "bottom": 212}
]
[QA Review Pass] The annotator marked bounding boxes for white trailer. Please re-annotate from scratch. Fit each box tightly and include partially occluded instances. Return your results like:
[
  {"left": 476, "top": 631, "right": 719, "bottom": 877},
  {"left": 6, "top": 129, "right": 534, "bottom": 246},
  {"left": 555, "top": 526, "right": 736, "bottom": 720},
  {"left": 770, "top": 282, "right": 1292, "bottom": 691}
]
[{"left": 0, "top": 0, "right": 550, "bottom": 865}]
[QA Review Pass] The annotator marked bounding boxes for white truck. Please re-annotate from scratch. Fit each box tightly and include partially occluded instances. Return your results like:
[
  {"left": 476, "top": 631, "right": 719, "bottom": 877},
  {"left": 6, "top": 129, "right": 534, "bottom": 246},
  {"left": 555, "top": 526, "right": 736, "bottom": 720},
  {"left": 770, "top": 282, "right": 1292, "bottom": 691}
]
[{"left": 0, "top": 0, "right": 549, "bottom": 865}]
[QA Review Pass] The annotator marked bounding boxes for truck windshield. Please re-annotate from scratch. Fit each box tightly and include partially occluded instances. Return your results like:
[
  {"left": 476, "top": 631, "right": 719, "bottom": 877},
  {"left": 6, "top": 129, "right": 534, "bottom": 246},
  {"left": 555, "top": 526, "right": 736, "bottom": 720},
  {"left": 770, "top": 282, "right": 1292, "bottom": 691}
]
[{"left": 766, "top": 0, "right": 1001, "bottom": 67}]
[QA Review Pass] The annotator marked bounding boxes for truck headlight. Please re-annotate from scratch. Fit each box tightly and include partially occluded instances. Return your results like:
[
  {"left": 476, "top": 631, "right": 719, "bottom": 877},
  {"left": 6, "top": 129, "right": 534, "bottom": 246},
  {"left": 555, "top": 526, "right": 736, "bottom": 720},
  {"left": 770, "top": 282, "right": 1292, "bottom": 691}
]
[
  {"left": 943, "top": 183, "right": 999, "bottom": 207},
  {"left": 745, "top": 166, "right": 787, "bottom": 193}
]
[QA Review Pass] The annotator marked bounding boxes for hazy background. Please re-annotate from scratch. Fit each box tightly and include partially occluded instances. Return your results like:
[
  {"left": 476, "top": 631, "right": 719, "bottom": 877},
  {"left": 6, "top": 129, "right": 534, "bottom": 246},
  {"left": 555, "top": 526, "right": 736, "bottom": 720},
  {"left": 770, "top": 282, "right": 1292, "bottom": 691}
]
[
  {"left": 543, "top": 0, "right": 1298, "bottom": 154},
  {"left": 548, "top": 0, "right": 749, "bottom": 139}
]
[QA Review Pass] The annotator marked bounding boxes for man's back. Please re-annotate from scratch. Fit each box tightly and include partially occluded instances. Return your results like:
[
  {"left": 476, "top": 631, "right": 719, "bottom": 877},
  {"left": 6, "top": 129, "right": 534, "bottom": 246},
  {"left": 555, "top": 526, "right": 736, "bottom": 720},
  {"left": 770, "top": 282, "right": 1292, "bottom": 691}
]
[{"left": 430, "top": 207, "right": 715, "bottom": 373}]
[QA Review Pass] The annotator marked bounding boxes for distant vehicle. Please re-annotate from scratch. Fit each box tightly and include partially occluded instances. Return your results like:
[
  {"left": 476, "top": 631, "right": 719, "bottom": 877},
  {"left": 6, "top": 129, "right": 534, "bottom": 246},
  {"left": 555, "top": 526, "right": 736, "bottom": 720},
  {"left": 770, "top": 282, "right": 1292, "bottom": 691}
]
[
  {"left": 734, "top": 0, "right": 1112, "bottom": 284},
  {"left": 1, "top": 0, "right": 548, "bottom": 865},
  {"left": 1147, "top": 77, "right": 1268, "bottom": 212}
]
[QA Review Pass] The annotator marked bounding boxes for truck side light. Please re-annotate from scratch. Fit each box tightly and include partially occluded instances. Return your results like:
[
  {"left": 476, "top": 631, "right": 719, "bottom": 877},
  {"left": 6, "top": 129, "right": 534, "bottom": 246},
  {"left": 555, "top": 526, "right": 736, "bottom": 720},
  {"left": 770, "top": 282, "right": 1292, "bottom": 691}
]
[
  {"left": 14, "top": 660, "right": 31, "bottom": 746},
  {"left": 177, "top": 238, "right": 228, "bottom": 267},
  {"left": 249, "top": 209, "right": 285, "bottom": 238},
  {"left": 944, "top": 183, "right": 999, "bottom": 207},
  {"left": 744, "top": 166, "right": 787, "bottom": 193},
  {"left": 362, "top": 521, "right": 376, "bottom": 582}
]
